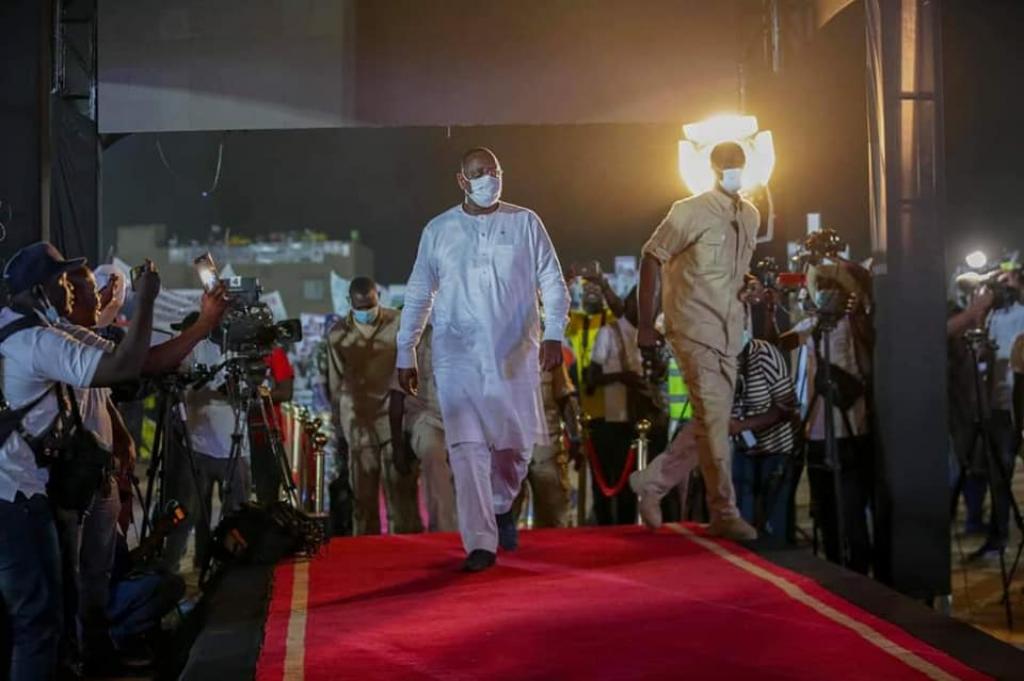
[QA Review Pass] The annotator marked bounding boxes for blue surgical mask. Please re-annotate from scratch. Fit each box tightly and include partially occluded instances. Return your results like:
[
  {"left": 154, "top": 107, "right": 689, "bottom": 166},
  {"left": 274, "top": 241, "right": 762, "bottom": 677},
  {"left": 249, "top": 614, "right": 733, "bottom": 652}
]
[
  {"left": 352, "top": 306, "right": 379, "bottom": 325},
  {"left": 720, "top": 167, "right": 744, "bottom": 194},
  {"left": 464, "top": 173, "right": 502, "bottom": 208}
]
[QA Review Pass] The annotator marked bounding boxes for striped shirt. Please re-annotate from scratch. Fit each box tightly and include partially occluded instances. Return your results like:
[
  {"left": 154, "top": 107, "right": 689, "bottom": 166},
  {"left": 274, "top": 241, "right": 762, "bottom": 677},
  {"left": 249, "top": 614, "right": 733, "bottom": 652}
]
[{"left": 733, "top": 339, "right": 796, "bottom": 455}]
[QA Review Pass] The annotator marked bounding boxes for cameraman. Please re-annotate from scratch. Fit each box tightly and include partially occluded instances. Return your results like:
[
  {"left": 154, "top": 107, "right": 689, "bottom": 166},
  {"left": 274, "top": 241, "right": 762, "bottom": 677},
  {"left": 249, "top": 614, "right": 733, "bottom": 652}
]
[
  {"left": 46, "top": 265, "right": 226, "bottom": 672},
  {"left": 946, "top": 289, "right": 994, "bottom": 535},
  {"left": 0, "top": 242, "right": 158, "bottom": 681},
  {"left": 249, "top": 344, "right": 295, "bottom": 506},
  {"left": 971, "top": 268, "right": 1024, "bottom": 559},
  {"left": 161, "top": 313, "right": 251, "bottom": 574},
  {"left": 780, "top": 260, "right": 874, "bottom": 574}
]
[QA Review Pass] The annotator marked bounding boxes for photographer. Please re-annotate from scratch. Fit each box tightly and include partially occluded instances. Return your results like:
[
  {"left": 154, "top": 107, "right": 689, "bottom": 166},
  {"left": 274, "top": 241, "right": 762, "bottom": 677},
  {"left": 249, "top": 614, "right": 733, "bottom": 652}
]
[
  {"left": 45, "top": 266, "right": 143, "bottom": 675},
  {"left": 566, "top": 272, "right": 620, "bottom": 478},
  {"left": 44, "top": 265, "right": 226, "bottom": 673},
  {"left": 780, "top": 259, "right": 874, "bottom": 574},
  {"left": 947, "top": 290, "right": 994, "bottom": 536},
  {"left": 161, "top": 313, "right": 252, "bottom": 574},
  {"left": 249, "top": 344, "right": 295, "bottom": 505},
  {"left": 730, "top": 282, "right": 798, "bottom": 545},
  {"left": 0, "top": 242, "right": 158, "bottom": 681},
  {"left": 971, "top": 267, "right": 1024, "bottom": 559}
]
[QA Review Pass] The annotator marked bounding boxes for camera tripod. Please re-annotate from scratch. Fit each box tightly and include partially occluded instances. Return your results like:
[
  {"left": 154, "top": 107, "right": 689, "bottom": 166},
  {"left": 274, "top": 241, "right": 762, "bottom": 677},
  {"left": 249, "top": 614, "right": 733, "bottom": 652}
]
[
  {"left": 801, "top": 312, "right": 861, "bottom": 571},
  {"left": 185, "top": 355, "right": 301, "bottom": 583},
  {"left": 950, "top": 328, "right": 1024, "bottom": 630},
  {"left": 138, "top": 374, "right": 210, "bottom": 544},
  {"left": 216, "top": 356, "right": 300, "bottom": 511}
]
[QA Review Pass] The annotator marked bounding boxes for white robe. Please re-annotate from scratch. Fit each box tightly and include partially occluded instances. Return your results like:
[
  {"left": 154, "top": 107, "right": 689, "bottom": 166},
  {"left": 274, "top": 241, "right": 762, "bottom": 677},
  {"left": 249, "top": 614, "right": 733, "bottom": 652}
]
[{"left": 397, "top": 202, "right": 570, "bottom": 452}]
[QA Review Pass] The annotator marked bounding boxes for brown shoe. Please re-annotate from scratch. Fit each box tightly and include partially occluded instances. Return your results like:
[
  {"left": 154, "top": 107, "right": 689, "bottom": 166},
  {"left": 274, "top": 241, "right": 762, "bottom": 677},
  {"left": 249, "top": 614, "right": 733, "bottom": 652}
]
[
  {"left": 630, "top": 471, "right": 663, "bottom": 530},
  {"left": 707, "top": 516, "right": 758, "bottom": 541}
]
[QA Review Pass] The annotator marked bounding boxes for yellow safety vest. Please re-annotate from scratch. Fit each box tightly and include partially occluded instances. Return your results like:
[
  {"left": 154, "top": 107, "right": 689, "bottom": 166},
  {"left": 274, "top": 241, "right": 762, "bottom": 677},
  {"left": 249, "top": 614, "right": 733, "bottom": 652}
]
[
  {"left": 667, "top": 357, "right": 693, "bottom": 421},
  {"left": 566, "top": 309, "right": 613, "bottom": 419}
]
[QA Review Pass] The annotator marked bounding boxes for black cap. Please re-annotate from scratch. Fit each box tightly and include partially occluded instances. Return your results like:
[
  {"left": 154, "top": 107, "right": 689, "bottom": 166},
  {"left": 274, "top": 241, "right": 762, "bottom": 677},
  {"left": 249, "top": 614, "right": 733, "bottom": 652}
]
[{"left": 2, "top": 242, "right": 86, "bottom": 295}]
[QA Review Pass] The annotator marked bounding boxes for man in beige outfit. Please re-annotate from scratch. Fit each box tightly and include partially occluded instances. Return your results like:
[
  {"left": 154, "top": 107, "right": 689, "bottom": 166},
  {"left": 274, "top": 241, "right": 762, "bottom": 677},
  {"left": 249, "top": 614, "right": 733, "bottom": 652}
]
[
  {"left": 513, "top": 362, "right": 581, "bottom": 528},
  {"left": 632, "top": 141, "right": 760, "bottom": 541},
  {"left": 390, "top": 326, "right": 458, "bottom": 532},
  {"left": 327, "top": 277, "right": 422, "bottom": 535}
]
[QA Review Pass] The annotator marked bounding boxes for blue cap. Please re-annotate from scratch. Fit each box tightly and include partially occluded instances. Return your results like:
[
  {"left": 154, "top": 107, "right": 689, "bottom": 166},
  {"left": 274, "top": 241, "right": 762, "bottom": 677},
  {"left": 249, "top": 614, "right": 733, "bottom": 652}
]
[{"left": 2, "top": 242, "right": 86, "bottom": 295}]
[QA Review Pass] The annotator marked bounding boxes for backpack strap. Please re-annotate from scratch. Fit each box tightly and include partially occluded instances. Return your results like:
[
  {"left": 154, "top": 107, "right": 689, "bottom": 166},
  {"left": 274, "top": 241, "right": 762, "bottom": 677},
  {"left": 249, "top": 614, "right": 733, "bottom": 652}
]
[
  {"left": 0, "top": 313, "right": 42, "bottom": 345},
  {"left": 0, "top": 312, "right": 45, "bottom": 410},
  {"left": 0, "top": 312, "right": 54, "bottom": 449}
]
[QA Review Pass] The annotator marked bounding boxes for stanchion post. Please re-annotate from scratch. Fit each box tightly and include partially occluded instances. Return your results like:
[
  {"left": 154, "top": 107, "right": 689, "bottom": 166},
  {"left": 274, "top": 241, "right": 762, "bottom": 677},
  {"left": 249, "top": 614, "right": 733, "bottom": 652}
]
[
  {"left": 312, "top": 430, "right": 329, "bottom": 514},
  {"left": 634, "top": 418, "right": 651, "bottom": 526},
  {"left": 577, "top": 413, "right": 593, "bottom": 527}
]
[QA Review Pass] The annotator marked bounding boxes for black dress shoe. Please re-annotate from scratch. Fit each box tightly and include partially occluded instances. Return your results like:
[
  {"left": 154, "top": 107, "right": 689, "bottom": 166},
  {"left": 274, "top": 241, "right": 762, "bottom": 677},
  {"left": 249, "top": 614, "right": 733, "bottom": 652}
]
[
  {"left": 463, "top": 549, "right": 497, "bottom": 572},
  {"left": 496, "top": 511, "right": 518, "bottom": 551}
]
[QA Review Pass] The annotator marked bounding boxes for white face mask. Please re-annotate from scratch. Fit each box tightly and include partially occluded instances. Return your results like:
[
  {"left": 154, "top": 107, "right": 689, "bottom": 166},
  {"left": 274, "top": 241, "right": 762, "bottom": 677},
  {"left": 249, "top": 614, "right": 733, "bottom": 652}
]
[
  {"left": 720, "top": 167, "right": 744, "bottom": 194},
  {"left": 36, "top": 288, "right": 61, "bottom": 324},
  {"left": 464, "top": 173, "right": 502, "bottom": 208}
]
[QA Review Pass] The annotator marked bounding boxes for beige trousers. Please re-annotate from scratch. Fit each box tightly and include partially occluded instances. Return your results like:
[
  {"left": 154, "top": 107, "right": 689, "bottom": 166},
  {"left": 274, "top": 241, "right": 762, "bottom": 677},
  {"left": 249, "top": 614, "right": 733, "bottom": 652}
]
[
  {"left": 512, "top": 442, "right": 572, "bottom": 528},
  {"left": 409, "top": 417, "right": 458, "bottom": 532},
  {"left": 350, "top": 439, "right": 423, "bottom": 535},
  {"left": 635, "top": 338, "right": 740, "bottom": 520}
]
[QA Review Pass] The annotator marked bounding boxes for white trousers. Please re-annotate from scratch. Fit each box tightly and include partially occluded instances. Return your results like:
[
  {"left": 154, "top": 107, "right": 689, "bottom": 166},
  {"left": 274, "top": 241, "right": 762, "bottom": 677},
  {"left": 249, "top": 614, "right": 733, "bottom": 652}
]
[{"left": 449, "top": 442, "right": 531, "bottom": 553}]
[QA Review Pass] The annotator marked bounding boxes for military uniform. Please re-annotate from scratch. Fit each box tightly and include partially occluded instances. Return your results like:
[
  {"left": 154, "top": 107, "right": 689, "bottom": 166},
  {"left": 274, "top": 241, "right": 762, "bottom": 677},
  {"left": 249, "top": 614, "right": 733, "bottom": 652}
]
[
  {"left": 515, "top": 364, "right": 576, "bottom": 528},
  {"left": 327, "top": 307, "right": 422, "bottom": 535}
]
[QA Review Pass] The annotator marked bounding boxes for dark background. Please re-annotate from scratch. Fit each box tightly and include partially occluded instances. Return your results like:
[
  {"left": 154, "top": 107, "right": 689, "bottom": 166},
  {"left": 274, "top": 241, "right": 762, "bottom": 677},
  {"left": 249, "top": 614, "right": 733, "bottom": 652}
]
[{"left": 101, "top": 0, "right": 1024, "bottom": 284}]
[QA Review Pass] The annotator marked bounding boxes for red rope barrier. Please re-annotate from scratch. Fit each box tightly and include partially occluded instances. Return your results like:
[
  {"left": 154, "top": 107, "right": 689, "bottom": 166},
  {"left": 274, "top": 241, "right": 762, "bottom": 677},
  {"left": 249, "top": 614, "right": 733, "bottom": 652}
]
[{"left": 583, "top": 437, "right": 637, "bottom": 498}]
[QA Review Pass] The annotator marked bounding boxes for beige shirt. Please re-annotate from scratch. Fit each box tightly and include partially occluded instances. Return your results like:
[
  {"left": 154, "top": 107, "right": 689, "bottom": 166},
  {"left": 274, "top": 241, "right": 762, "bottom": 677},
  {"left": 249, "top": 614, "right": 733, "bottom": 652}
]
[
  {"left": 642, "top": 189, "right": 759, "bottom": 356},
  {"left": 327, "top": 307, "right": 400, "bottom": 447}
]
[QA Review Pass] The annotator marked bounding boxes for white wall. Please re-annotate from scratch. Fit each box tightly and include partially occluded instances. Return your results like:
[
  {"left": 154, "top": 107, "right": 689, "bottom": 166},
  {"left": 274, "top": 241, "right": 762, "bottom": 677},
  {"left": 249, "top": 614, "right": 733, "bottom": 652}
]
[{"left": 98, "top": 0, "right": 355, "bottom": 133}]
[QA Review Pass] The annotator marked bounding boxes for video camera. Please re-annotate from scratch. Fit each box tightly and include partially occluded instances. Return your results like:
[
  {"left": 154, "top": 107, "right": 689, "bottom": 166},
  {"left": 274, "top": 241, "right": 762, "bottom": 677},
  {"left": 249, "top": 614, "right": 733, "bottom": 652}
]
[
  {"left": 193, "top": 253, "right": 302, "bottom": 355},
  {"left": 956, "top": 261, "right": 1023, "bottom": 311}
]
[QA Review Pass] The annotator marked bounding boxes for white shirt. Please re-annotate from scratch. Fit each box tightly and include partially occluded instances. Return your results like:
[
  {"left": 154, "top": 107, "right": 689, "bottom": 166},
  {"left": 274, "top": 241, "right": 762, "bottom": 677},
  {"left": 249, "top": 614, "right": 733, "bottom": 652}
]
[
  {"left": 591, "top": 318, "right": 642, "bottom": 423},
  {"left": 398, "top": 202, "right": 570, "bottom": 450},
  {"left": 57, "top": 323, "right": 116, "bottom": 451},
  {"left": 0, "top": 308, "right": 106, "bottom": 501},
  {"left": 988, "top": 302, "right": 1024, "bottom": 411},
  {"left": 183, "top": 340, "right": 245, "bottom": 460}
]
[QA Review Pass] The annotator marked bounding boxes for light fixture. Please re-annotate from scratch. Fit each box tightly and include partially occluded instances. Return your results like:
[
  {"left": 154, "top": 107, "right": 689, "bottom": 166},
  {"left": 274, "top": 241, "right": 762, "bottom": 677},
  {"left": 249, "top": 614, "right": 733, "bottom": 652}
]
[
  {"left": 965, "top": 250, "right": 988, "bottom": 269},
  {"left": 678, "top": 114, "right": 776, "bottom": 194}
]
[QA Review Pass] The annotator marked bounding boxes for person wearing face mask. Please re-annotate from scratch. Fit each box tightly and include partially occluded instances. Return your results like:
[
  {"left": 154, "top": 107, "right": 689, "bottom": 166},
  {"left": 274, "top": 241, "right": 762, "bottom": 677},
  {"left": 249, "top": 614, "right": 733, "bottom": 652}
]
[
  {"left": 728, "top": 280, "right": 798, "bottom": 545},
  {"left": 565, "top": 277, "right": 621, "bottom": 431},
  {"left": 327, "top": 277, "right": 422, "bottom": 535},
  {"left": 0, "top": 243, "right": 159, "bottom": 681},
  {"left": 632, "top": 141, "right": 761, "bottom": 541},
  {"left": 397, "top": 147, "right": 570, "bottom": 572},
  {"left": 43, "top": 266, "right": 154, "bottom": 674}
]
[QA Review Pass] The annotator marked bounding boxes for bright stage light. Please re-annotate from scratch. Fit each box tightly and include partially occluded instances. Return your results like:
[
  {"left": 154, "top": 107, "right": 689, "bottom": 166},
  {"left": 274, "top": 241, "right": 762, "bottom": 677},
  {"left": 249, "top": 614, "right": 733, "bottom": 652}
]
[
  {"left": 965, "top": 250, "right": 988, "bottom": 269},
  {"left": 678, "top": 114, "right": 776, "bottom": 195}
]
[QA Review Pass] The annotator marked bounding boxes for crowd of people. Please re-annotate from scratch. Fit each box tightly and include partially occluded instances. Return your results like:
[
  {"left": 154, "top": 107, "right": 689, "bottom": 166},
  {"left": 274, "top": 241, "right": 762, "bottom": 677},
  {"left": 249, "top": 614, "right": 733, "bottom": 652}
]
[{"left": 2, "top": 141, "right": 1023, "bottom": 680}]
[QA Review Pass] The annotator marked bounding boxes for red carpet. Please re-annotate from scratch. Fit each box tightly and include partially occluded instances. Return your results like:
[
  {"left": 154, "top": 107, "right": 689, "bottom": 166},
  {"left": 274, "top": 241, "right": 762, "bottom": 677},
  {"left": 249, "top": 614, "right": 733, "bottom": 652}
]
[{"left": 256, "top": 524, "right": 988, "bottom": 681}]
